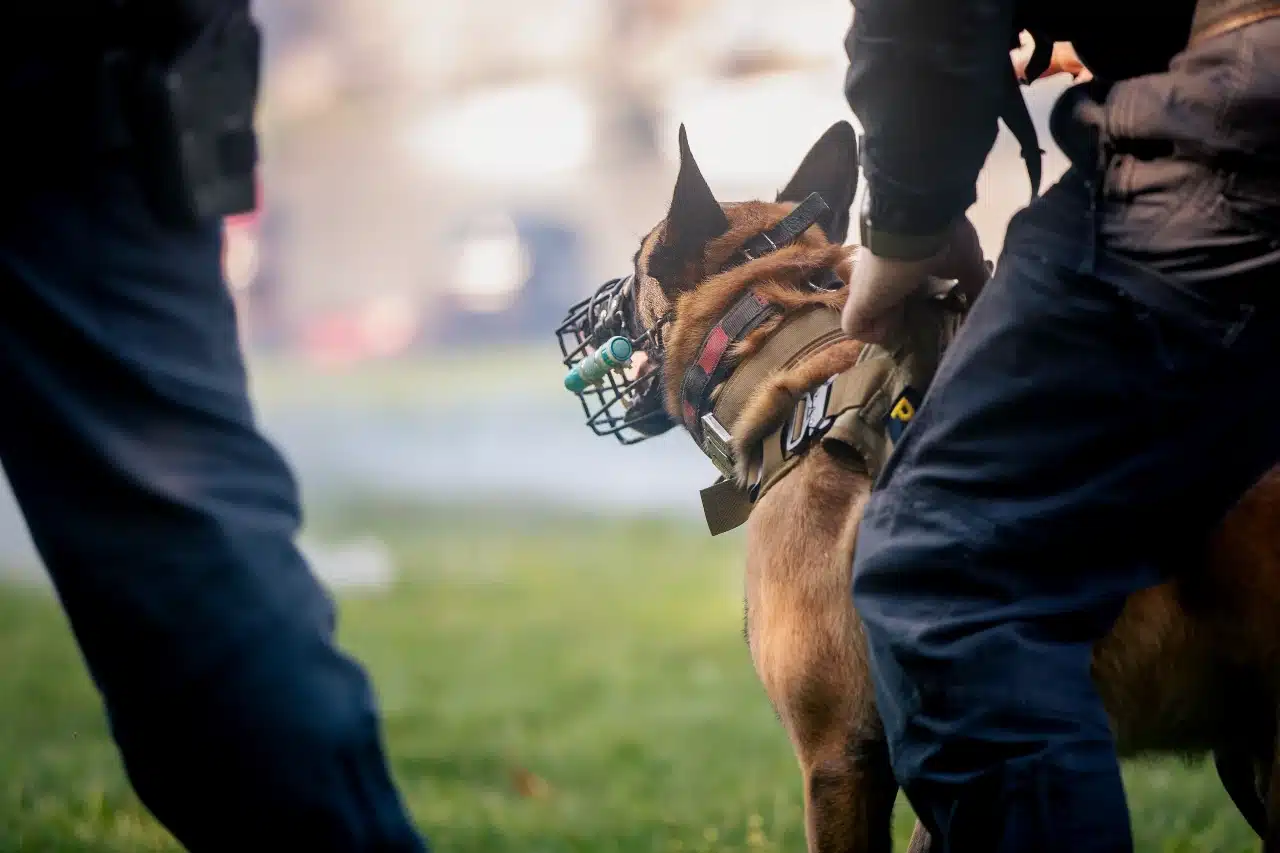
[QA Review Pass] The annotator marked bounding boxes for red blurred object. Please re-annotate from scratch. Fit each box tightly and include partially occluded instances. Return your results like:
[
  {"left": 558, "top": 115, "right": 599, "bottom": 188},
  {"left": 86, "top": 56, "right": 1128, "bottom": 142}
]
[
  {"left": 221, "top": 174, "right": 262, "bottom": 277},
  {"left": 224, "top": 173, "right": 264, "bottom": 228},
  {"left": 222, "top": 174, "right": 264, "bottom": 348},
  {"left": 298, "top": 295, "right": 422, "bottom": 368},
  {"left": 301, "top": 313, "right": 367, "bottom": 367}
]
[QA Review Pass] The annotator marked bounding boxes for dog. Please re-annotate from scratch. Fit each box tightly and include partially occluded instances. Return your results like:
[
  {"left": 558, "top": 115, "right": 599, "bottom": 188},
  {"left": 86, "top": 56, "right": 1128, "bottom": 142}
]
[{"left": 557, "top": 120, "right": 1280, "bottom": 852}]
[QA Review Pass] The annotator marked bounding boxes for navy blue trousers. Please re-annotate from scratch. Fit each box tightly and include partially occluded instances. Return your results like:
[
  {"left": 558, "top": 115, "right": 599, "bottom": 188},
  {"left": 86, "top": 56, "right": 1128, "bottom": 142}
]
[
  {"left": 851, "top": 21, "right": 1280, "bottom": 853},
  {"left": 0, "top": 159, "right": 427, "bottom": 850}
]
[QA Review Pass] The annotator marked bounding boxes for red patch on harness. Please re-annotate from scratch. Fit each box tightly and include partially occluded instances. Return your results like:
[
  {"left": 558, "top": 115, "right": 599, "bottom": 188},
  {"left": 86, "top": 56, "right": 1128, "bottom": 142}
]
[
  {"left": 682, "top": 400, "right": 697, "bottom": 425},
  {"left": 697, "top": 326, "right": 730, "bottom": 374}
]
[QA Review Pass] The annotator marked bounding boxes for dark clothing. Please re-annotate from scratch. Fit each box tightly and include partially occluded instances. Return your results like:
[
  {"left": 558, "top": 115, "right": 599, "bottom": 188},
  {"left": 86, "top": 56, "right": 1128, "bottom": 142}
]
[
  {"left": 0, "top": 30, "right": 428, "bottom": 853},
  {"left": 855, "top": 233, "right": 1280, "bottom": 851},
  {"left": 842, "top": 0, "right": 1219, "bottom": 243},
  {"left": 843, "top": 0, "right": 1023, "bottom": 242},
  {"left": 1019, "top": 4, "right": 1198, "bottom": 82},
  {"left": 1029, "top": 19, "right": 1280, "bottom": 295},
  {"left": 850, "top": 17, "right": 1280, "bottom": 853}
]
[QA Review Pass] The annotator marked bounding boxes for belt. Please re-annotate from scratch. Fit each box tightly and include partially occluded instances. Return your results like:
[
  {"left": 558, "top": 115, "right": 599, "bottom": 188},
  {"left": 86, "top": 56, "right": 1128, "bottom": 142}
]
[{"left": 1189, "top": 0, "right": 1280, "bottom": 45}]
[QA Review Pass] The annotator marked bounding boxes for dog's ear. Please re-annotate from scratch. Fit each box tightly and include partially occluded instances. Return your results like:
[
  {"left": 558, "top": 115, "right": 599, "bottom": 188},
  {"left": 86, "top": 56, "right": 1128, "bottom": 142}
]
[
  {"left": 777, "top": 120, "right": 860, "bottom": 244},
  {"left": 649, "top": 124, "right": 731, "bottom": 298}
]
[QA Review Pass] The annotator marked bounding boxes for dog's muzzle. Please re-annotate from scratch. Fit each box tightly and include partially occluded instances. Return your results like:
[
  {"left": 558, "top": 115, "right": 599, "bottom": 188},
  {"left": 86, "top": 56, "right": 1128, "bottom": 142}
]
[{"left": 555, "top": 274, "right": 676, "bottom": 444}]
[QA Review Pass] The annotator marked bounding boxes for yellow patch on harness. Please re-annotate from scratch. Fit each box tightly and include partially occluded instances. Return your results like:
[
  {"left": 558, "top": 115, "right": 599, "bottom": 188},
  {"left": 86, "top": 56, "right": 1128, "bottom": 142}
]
[{"left": 889, "top": 396, "right": 916, "bottom": 423}]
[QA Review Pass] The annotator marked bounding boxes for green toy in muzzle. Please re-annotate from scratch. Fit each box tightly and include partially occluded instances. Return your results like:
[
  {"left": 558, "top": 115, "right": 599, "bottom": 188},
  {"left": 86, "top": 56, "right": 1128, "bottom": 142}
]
[
  {"left": 563, "top": 335, "right": 633, "bottom": 393},
  {"left": 555, "top": 274, "right": 676, "bottom": 443}
]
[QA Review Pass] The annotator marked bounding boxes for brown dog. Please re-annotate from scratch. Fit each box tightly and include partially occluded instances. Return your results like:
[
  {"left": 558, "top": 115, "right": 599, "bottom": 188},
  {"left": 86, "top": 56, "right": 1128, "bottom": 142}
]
[{"left": 570, "top": 120, "right": 1280, "bottom": 852}]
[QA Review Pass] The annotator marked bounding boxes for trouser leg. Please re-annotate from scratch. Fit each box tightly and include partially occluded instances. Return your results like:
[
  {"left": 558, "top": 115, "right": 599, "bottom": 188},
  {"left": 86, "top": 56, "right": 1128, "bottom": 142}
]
[
  {"left": 851, "top": 231, "right": 1280, "bottom": 851},
  {"left": 0, "top": 161, "right": 427, "bottom": 852}
]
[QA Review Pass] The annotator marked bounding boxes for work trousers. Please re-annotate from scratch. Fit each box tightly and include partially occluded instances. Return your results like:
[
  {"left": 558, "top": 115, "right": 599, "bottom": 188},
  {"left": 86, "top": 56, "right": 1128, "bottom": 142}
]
[
  {"left": 852, "top": 18, "right": 1280, "bottom": 851},
  {"left": 0, "top": 154, "right": 428, "bottom": 851}
]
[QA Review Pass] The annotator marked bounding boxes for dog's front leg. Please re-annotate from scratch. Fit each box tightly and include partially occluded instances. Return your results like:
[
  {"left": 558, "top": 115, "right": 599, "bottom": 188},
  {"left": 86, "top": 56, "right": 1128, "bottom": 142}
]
[
  {"left": 744, "top": 462, "right": 891, "bottom": 851},
  {"left": 796, "top": 736, "right": 897, "bottom": 853}
]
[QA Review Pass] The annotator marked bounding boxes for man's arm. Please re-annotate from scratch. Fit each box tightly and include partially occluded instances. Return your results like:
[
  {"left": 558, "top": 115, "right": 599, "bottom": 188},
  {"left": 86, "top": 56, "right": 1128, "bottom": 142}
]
[{"left": 844, "top": 0, "right": 1017, "bottom": 261}]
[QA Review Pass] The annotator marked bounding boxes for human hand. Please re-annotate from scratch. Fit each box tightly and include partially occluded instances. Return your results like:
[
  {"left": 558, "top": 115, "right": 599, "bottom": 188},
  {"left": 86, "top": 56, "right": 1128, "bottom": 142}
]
[
  {"left": 841, "top": 218, "right": 988, "bottom": 346},
  {"left": 1010, "top": 32, "right": 1093, "bottom": 83}
]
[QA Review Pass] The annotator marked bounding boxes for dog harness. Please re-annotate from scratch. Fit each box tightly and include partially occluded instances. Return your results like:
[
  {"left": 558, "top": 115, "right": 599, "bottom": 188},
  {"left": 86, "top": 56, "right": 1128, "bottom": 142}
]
[
  {"left": 677, "top": 205, "right": 970, "bottom": 536},
  {"left": 678, "top": 193, "right": 844, "bottom": 457},
  {"left": 694, "top": 284, "right": 967, "bottom": 536}
]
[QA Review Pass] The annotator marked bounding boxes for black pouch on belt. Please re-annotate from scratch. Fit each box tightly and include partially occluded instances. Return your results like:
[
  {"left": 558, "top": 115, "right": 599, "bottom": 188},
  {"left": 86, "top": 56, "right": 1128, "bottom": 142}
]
[{"left": 117, "top": 3, "right": 261, "bottom": 227}]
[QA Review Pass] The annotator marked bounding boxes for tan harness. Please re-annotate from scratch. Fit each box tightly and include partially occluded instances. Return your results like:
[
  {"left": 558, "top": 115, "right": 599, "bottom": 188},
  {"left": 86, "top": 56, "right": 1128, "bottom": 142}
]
[{"left": 694, "top": 280, "right": 969, "bottom": 536}]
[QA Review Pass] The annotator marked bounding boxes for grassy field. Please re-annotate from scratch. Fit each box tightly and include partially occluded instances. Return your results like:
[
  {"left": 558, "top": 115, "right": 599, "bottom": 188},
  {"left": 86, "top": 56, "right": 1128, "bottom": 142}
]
[
  {"left": 0, "top": 503, "right": 1259, "bottom": 852},
  {"left": 245, "top": 348, "right": 565, "bottom": 408}
]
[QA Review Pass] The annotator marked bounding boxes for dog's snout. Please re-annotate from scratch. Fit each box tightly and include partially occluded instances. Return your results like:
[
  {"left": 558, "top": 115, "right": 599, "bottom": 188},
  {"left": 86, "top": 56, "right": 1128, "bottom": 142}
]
[{"left": 623, "top": 350, "right": 652, "bottom": 384}]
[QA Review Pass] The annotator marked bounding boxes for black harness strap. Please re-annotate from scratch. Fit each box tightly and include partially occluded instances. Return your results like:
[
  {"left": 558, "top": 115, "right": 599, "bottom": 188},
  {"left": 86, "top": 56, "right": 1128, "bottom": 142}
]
[
  {"left": 735, "top": 192, "right": 832, "bottom": 263},
  {"left": 1000, "top": 30, "right": 1053, "bottom": 199},
  {"left": 809, "top": 267, "right": 846, "bottom": 291}
]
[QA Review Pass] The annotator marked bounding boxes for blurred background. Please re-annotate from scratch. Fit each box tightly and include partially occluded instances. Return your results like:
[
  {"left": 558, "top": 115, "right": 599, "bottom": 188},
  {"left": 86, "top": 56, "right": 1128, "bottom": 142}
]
[
  {"left": 1, "top": 2, "right": 1252, "bottom": 852},
  {"left": 0, "top": 0, "right": 1075, "bottom": 575}
]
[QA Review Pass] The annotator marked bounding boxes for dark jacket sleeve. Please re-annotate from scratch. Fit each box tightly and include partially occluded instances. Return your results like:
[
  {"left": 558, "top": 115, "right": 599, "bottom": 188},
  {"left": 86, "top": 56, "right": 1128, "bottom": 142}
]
[{"left": 844, "top": 0, "right": 1017, "bottom": 260}]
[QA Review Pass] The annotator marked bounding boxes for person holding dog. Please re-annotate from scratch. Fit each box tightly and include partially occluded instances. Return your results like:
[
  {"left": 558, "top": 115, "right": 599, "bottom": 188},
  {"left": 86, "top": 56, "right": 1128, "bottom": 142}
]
[
  {"left": 840, "top": 1, "right": 1280, "bottom": 850},
  {"left": 1, "top": 6, "right": 427, "bottom": 851}
]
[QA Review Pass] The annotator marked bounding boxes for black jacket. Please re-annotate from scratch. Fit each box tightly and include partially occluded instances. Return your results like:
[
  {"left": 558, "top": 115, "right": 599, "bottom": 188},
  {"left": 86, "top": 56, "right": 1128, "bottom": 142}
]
[{"left": 843, "top": 0, "right": 1199, "bottom": 260}]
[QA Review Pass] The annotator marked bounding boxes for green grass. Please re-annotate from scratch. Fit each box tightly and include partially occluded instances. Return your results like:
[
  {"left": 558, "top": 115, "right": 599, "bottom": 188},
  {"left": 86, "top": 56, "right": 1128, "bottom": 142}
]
[
  {"left": 0, "top": 504, "right": 1259, "bottom": 852},
  {"left": 245, "top": 347, "right": 565, "bottom": 409}
]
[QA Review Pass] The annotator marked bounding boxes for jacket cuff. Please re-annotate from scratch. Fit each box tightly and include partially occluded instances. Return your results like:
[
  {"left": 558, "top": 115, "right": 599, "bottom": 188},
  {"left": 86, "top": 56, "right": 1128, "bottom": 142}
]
[
  {"left": 858, "top": 175, "right": 967, "bottom": 261},
  {"left": 857, "top": 225, "right": 951, "bottom": 262}
]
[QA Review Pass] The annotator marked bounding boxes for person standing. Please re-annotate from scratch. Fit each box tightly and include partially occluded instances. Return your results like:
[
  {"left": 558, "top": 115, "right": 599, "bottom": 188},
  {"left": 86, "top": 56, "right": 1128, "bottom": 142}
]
[
  {"left": 1, "top": 6, "right": 428, "bottom": 850},
  {"left": 840, "top": 0, "right": 1280, "bottom": 848}
]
